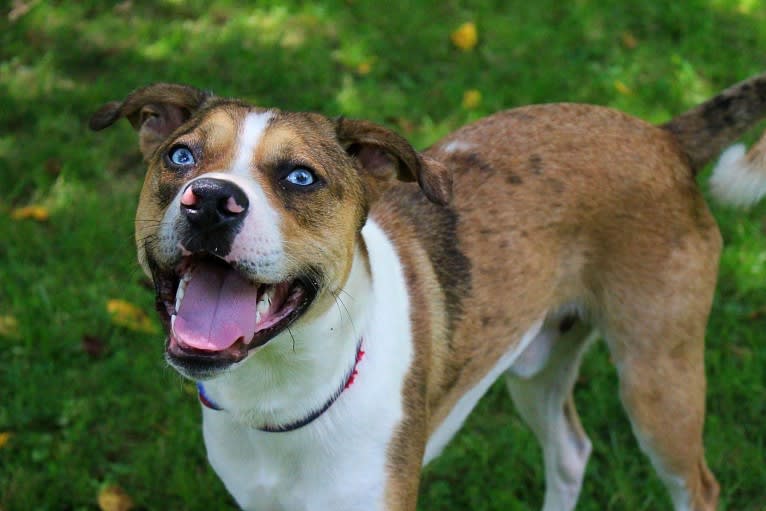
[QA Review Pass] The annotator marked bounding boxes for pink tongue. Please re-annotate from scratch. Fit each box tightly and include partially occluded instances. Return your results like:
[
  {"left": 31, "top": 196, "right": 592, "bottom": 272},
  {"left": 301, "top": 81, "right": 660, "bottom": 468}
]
[{"left": 172, "top": 264, "right": 260, "bottom": 351}]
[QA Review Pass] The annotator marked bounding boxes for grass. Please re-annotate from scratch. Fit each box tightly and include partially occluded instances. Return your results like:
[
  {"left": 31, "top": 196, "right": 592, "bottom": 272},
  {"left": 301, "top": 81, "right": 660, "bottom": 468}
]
[{"left": 1, "top": 1, "right": 765, "bottom": 509}]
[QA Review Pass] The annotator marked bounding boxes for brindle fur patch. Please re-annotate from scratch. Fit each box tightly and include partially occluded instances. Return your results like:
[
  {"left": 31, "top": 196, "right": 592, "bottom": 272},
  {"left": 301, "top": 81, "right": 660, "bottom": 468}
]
[{"left": 385, "top": 185, "right": 472, "bottom": 344}]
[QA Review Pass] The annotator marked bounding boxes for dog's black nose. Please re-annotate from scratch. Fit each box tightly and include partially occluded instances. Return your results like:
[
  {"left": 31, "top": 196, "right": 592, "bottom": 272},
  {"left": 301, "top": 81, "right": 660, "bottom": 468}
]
[
  {"left": 179, "top": 178, "right": 249, "bottom": 255},
  {"left": 181, "top": 178, "right": 249, "bottom": 230}
]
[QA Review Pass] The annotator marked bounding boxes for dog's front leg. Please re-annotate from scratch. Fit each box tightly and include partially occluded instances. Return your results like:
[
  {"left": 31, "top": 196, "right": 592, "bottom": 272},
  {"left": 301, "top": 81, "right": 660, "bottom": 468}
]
[{"left": 381, "top": 386, "right": 429, "bottom": 510}]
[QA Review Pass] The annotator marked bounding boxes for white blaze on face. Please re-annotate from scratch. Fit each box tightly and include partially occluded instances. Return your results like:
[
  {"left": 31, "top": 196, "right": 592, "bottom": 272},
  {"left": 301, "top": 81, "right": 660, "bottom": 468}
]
[
  {"left": 222, "top": 111, "right": 285, "bottom": 280},
  {"left": 232, "top": 111, "right": 274, "bottom": 177}
]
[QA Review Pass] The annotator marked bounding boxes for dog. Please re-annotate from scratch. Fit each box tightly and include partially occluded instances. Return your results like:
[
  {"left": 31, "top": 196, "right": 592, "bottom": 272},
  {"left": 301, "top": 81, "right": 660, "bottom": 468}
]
[{"left": 90, "top": 73, "right": 766, "bottom": 511}]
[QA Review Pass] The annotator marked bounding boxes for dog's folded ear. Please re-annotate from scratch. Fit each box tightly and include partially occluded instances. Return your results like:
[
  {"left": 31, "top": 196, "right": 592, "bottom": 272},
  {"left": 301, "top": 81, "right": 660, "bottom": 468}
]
[
  {"left": 336, "top": 118, "right": 452, "bottom": 206},
  {"left": 89, "top": 83, "right": 212, "bottom": 160}
]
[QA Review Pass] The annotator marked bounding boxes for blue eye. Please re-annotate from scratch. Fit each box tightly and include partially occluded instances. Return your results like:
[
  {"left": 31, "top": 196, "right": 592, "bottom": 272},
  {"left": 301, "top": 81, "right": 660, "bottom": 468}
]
[
  {"left": 169, "top": 146, "right": 195, "bottom": 166},
  {"left": 285, "top": 168, "right": 316, "bottom": 187}
]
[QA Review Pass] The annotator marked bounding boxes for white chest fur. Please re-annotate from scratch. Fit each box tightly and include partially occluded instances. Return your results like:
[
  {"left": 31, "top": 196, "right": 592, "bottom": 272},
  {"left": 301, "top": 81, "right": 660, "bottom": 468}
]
[{"left": 200, "top": 220, "right": 413, "bottom": 511}]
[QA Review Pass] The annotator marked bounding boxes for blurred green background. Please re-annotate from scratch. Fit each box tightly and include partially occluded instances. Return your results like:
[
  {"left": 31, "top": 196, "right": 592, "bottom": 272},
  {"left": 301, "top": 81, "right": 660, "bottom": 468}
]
[{"left": 1, "top": 1, "right": 765, "bottom": 510}]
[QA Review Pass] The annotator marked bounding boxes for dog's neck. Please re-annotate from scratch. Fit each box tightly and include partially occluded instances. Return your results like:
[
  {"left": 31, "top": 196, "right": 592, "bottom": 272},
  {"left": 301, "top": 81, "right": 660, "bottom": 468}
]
[
  {"left": 196, "top": 340, "right": 366, "bottom": 432},
  {"left": 197, "top": 241, "right": 374, "bottom": 430}
]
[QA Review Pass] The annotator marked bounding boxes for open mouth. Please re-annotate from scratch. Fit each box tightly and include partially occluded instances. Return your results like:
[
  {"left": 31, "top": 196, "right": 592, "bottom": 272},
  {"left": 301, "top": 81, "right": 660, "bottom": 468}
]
[{"left": 151, "top": 254, "right": 318, "bottom": 372}]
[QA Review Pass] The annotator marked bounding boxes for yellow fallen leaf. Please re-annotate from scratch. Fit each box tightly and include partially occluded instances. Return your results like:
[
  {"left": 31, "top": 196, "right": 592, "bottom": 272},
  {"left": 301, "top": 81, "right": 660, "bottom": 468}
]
[
  {"left": 451, "top": 21, "right": 478, "bottom": 51},
  {"left": 614, "top": 80, "right": 633, "bottom": 96},
  {"left": 0, "top": 315, "right": 20, "bottom": 338},
  {"left": 356, "top": 60, "right": 373, "bottom": 75},
  {"left": 107, "top": 299, "right": 159, "bottom": 334},
  {"left": 0, "top": 432, "right": 11, "bottom": 449},
  {"left": 462, "top": 89, "right": 482, "bottom": 109},
  {"left": 98, "top": 485, "right": 134, "bottom": 511},
  {"left": 183, "top": 382, "right": 197, "bottom": 396},
  {"left": 621, "top": 31, "right": 638, "bottom": 49},
  {"left": 11, "top": 205, "right": 49, "bottom": 222}
]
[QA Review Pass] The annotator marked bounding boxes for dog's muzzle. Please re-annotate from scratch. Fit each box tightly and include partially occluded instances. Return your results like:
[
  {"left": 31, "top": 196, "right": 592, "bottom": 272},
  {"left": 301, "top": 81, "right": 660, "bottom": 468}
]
[{"left": 145, "top": 177, "right": 320, "bottom": 378}]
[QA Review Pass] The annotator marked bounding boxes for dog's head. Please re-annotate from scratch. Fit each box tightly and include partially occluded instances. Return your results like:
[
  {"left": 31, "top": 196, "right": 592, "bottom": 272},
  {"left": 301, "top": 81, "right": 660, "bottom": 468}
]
[{"left": 91, "top": 83, "right": 450, "bottom": 379}]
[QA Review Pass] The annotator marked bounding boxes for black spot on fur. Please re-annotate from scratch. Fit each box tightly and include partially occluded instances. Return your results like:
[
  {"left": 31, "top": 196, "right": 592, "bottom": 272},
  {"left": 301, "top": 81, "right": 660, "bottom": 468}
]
[
  {"left": 448, "top": 152, "right": 494, "bottom": 174},
  {"left": 529, "top": 154, "right": 543, "bottom": 175},
  {"left": 387, "top": 185, "right": 472, "bottom": 344},
  {"left": 545, "top": 177, "right": 566, "bottom": 194},
  {"left": 506, "top": 173, "right": 523, "bottom": 185},
  {"left": 468, "top": 153, "right": 493, "bottom": 172}
]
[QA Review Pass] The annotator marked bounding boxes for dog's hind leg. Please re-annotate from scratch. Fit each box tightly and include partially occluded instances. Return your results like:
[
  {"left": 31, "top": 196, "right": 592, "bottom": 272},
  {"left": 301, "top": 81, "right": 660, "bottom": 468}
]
[
  {"left": 597, "top": 221, "right": 721, "bottom": 511},
  {"left": 505, "top": 314, "right": 596, "bottom": 511},
  {"left": 601, "top": 300, "right": 720, "bottom": 509}
]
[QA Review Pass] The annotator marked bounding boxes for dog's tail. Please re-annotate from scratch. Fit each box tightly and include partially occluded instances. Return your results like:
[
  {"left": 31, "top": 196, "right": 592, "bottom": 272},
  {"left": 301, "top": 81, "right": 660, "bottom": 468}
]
[{"left": 663, "top": 72, "right": 766, "bottom": 207}]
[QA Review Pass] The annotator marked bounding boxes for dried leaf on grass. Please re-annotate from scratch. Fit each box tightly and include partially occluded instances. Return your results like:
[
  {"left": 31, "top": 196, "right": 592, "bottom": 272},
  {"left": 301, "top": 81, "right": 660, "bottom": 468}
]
[
  {"left": 8, "top": 0, "right": 38, "bottom": 22},
  {"left": 98, "top": 485, "right": 134, "bottom": 511},
  {"left": 614, "top": 80, "right": 633, "bottom": 96},
  {"left": 44, "top": 158, "right": 62, "bottom": 176},
  {"left": 82, "top": 334, "right": 107, "bottom": 358},
  {"left": 0, "top": 432, "right": 12, "bottom": 449},
  {"left": 451, "top": 22, "right": 478, "bottom": 51},
  {"left": 0, "top": 316, "right": 20, "bottom": 339},
  {"left": 11, "top": 205, "right": 49, "bottom": 222},
  {"left": 113, "top": 1, "right": 133, "bottom": 15},
  {"left": 462, "top": 89, "right": 482, "bottom": 109},
  {"left": 106, "top": 299, "right": 159, "bottom": 334},
  {"left": 356, "top": 59, "right": 374, "bottom": 75},
  {"left": 621, "top": 31, "right": 638, "bottom": 49}
]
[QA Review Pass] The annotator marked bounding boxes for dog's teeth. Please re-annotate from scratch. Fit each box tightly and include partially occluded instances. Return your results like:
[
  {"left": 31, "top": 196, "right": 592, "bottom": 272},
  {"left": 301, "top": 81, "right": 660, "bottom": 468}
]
[
  {"left": 256, "top": 297, "right": 269, "bottom": 315},
  {"left": 175, "top": 271, "right": 193, "bottom": 311},
  {"left": 255, "top": 310, "right": 261, "bottom": 325},
  {"left": 175, "top": 281, "right": 186, "bottom": 311},
  {"left": 256, "top": 287, "right": 273, "bottom": 316},
  {"left": 171, "top": 313, "right": 177, "bottom": 330}
]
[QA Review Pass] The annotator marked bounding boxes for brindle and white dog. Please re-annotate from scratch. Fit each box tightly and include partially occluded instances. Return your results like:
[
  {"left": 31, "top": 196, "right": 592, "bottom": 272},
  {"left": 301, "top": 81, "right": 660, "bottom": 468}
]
[{"left": 91, "top": 73, "right": 766, "bottom": 511}]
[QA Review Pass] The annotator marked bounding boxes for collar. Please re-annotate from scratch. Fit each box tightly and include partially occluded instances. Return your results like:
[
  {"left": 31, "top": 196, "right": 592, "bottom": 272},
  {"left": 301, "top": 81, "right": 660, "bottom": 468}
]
[{"left": 197, "top": 340, "right": 365, "bottom": 433}]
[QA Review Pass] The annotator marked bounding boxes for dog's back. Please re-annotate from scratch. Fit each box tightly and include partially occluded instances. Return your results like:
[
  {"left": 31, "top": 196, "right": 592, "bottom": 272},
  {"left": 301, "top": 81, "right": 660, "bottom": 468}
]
[{"left": 375, "top": 102, "right": 719, "bottom": 424}]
